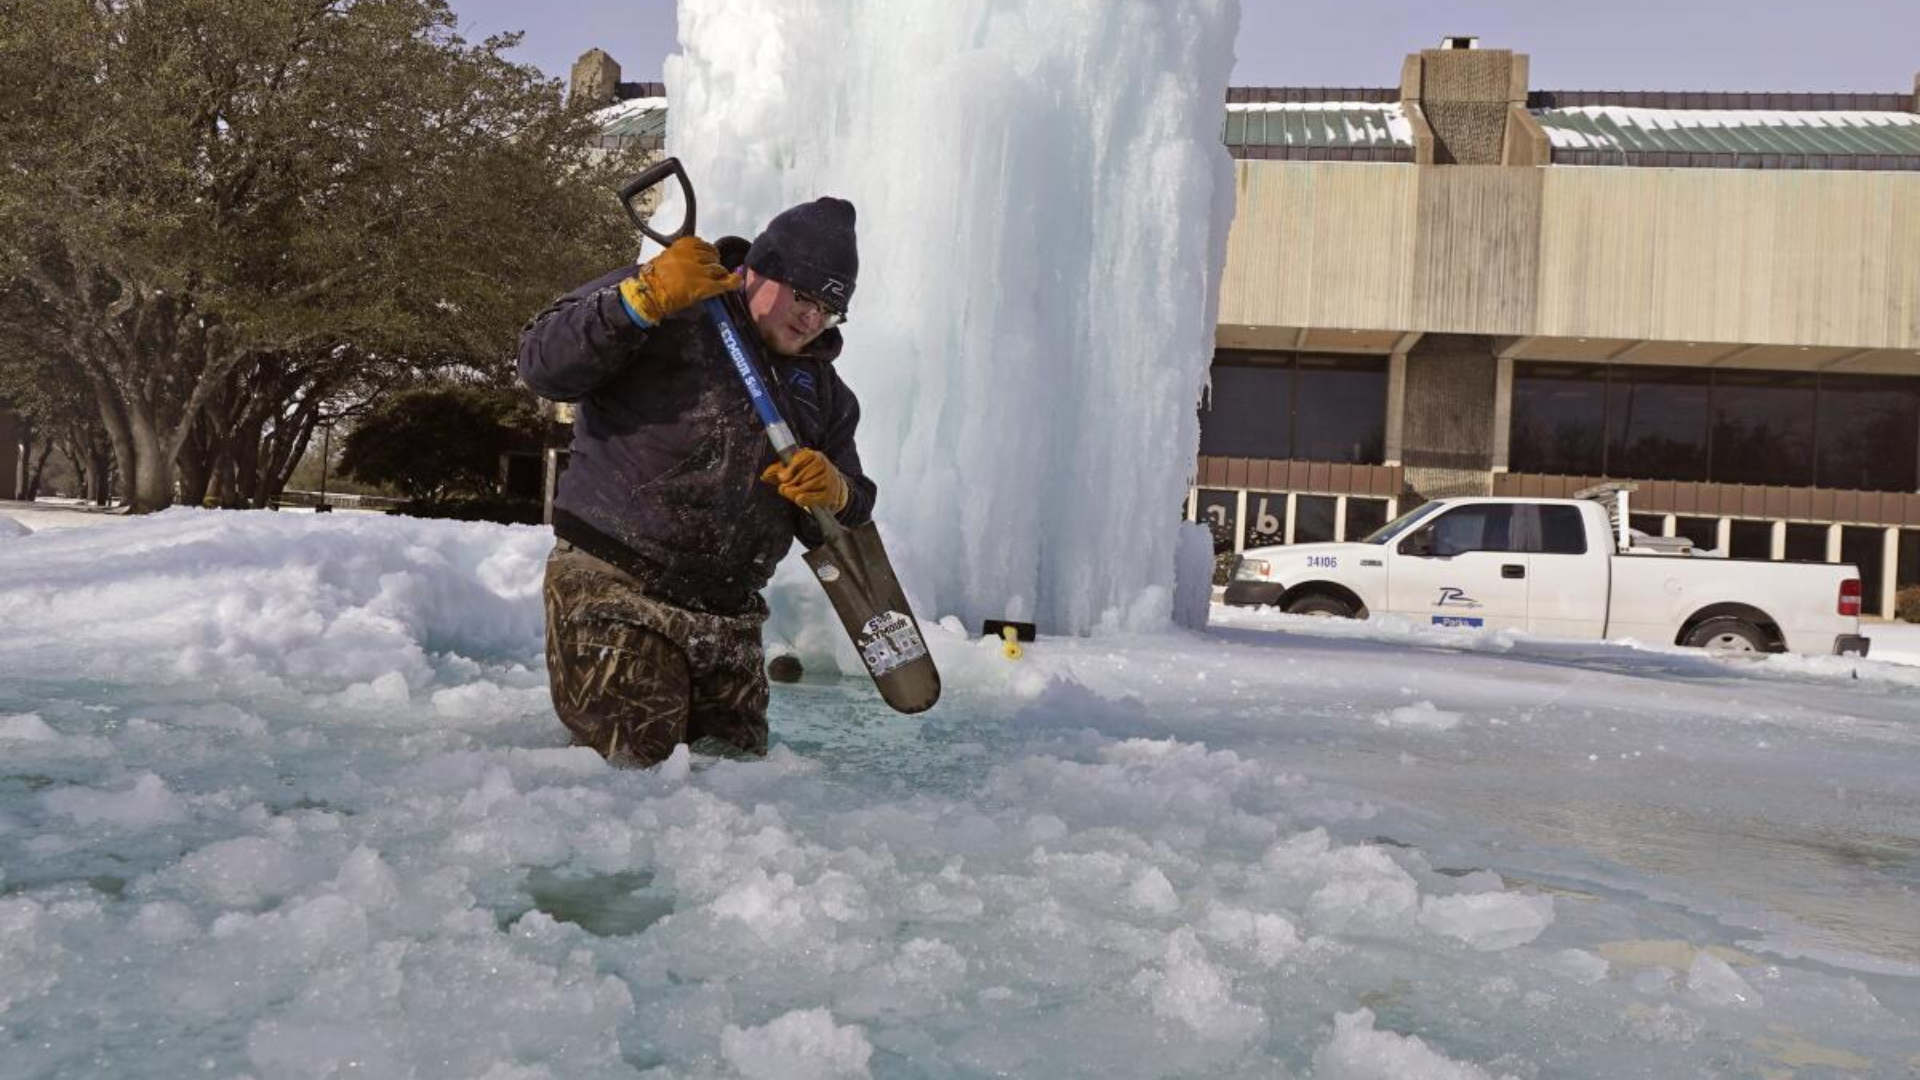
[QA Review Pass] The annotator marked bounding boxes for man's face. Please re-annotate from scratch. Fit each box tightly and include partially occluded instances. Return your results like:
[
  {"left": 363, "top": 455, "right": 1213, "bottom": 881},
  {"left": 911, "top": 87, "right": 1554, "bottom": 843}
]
[{"left": 743, "top": 270, "right": 838, "bottom": 357}]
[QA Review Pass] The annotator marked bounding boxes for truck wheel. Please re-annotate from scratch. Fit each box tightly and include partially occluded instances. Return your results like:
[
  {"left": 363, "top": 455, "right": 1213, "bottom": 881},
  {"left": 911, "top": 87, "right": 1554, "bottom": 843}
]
[
  {"left": 1682, "top": 617, "right": 1769, "bottom": 654},
  {"left": 1286, "top": 594, "right": 1357, "bottom": 619}
]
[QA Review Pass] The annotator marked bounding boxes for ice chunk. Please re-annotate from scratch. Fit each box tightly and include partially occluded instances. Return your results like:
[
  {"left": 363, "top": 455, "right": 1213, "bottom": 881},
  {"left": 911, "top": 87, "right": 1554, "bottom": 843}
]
[
  {"left": 42, "top": 772, "right": 187, "bottom": 827},
  {"left": 1419, "top": 892, "right": 1555, "bottom": 951},
  {"left": 1376, "top": 701, "right": 1463, "bottom": 730},
  {"left": 1686, "top": 950, "right": 1763, "bottom": 1008},
  {"left": 1314, "top": 1008, "right": 1519, "bottom": 1080},
  {"left": 0, "top": 713, "right": 58, "bottom": 742},
  {"left": 720, "top": 1008, "right": 873, "bottom": 1080}
]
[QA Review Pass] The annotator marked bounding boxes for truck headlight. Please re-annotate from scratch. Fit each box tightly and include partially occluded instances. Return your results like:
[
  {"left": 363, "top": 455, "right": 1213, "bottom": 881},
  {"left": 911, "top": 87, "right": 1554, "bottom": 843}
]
[{"left": 1233, "top": 558, "right": 1270, "bottom": 581}]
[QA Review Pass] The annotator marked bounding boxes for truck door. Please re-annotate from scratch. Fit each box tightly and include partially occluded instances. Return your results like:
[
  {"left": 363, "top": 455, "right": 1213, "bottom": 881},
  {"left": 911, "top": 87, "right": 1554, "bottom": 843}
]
[
  {"left": 1387, "top": 503, "right": 1529, "bottom": 632},
  {"left": 1525, "top": 503, "right": 1610, "bottom": 638}
]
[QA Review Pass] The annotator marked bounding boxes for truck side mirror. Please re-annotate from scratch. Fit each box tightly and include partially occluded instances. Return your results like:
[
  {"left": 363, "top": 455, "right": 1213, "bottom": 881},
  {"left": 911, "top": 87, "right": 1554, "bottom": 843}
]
[{"left": 1400, "top": 530, "right": 1434, "bottom": 557}]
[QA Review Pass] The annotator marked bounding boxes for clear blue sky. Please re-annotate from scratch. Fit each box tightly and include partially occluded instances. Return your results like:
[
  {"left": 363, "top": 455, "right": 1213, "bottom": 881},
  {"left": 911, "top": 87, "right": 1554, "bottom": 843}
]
[{"left": 449, "top": 0, "right": 1919, "bottom": 93}]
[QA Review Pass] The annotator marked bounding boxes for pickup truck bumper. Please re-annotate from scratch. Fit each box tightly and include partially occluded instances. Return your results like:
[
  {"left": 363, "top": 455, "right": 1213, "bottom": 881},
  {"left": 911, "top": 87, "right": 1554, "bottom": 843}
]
[
  {"left": 1224, "top": 581, "right": 1286, "bottom": 607},
  {"left": 1834, "top": 634, "right": 1871, "bottom": 658}
]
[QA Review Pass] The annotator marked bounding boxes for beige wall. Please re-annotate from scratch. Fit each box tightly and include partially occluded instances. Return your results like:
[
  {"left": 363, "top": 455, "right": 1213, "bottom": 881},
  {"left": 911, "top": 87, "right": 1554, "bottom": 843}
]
[{"left": 1219, "top": 161, "right": 1920, "bottom": 355}]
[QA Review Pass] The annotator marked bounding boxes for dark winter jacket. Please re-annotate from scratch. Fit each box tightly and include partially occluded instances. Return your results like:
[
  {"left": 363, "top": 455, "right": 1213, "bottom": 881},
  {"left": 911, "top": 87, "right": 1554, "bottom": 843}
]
[{"left": 517, "top": 245, "right": 876, "bottom": 617}]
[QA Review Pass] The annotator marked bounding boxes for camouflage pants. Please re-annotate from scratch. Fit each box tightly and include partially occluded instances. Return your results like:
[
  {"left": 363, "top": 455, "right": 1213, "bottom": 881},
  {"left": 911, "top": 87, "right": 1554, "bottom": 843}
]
[{"left": 542, "top": 542, "right": 769, "bottom": 766}]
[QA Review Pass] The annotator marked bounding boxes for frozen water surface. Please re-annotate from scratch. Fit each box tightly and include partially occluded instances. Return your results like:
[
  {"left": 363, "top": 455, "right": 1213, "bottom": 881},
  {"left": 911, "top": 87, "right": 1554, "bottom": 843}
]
[{"left": 2, "top": 511, "right": 1917, "bottom": 1079}]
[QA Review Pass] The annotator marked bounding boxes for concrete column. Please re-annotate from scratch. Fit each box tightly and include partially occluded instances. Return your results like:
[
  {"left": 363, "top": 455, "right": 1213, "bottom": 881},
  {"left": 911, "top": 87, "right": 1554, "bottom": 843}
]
[
  {"left": 1883, "top": 527, "right": 1900, "bottom": 618},
  {"left": 1491, "top": 355, "right": 1514, "bottom": 473},
  {"left": 1334, "top": 495, "right": 1349, "bottom": 542},
  {"left": 1715, "top": 518, "right": 1732, "bottom": 554},
  {"left": 1383, "top": 352, "right": 1408, "bottom": 467},
  {"left": 1770, "top": 520, "right": 1787, "bottom": 560},
  {"left": 1283, "top": 493, "right": 1299, "bottom": 545},
  {"left": 1826, "top": 523, "right": 1844, "bottom": 564},
  {"left": 1187, "top": 487, "right": 1199, "bottom": 523},
  {"left": 1663, "top": 514, "right": 1677, "bottom": 538},
  {"left": 1385, "top": 496, "right": 1400, "bottom": 521},
  {"left": 1233, "top": 489, "right": 1249, "bottom": 554}
]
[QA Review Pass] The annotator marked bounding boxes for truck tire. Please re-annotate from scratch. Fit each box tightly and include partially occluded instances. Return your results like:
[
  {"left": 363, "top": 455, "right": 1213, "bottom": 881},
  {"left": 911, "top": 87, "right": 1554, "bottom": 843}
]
[
  {"left": 1286, "top": 594, "right": 1358, "bottom": 619},
  {"left": 1682, "top": 617, "right": 1769, "bottom": 654}
]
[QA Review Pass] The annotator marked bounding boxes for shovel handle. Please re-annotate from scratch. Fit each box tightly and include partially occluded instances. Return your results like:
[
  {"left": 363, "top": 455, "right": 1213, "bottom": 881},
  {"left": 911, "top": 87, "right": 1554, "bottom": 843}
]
[{"left": 619, "top": 158, "right": 697, "bottom": 249}]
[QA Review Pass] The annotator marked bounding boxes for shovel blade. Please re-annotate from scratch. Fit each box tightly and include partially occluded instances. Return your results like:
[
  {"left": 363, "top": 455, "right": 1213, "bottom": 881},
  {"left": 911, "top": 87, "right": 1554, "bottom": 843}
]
[{"left": 803, "top": 521, "right": 941, "bottom": 714}]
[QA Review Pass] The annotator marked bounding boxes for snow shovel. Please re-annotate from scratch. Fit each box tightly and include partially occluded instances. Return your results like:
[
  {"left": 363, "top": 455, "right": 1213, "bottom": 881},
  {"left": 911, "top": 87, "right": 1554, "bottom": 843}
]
[{"left": 620, "top": 159, "right": 941, "bottom": 715}]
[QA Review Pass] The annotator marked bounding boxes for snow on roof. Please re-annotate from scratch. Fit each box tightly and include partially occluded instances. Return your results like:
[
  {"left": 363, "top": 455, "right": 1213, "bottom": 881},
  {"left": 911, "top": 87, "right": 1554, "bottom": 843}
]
[
  {"left": 1537, "top": 106, "right": 1920, "bottom": 158},
  {"left": 1223, "top": 101, "right": 1413, "bottom": 151}
]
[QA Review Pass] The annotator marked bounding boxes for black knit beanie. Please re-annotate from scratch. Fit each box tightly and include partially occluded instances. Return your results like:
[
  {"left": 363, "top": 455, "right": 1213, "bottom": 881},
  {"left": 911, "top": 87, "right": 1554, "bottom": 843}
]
[{"left": 745, "top": 197, "right": 858, "bottom": 314}]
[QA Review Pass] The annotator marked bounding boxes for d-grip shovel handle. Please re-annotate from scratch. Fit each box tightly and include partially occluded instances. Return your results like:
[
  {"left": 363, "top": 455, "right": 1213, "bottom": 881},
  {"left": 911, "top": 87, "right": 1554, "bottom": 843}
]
[{"left": 619, "top": 157, "right": 697, "bottom": 248}]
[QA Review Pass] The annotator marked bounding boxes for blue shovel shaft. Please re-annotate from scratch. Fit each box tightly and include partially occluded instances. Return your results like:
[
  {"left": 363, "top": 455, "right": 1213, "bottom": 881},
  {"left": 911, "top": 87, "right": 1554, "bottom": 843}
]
[{"left": 700, "top": 296, "right": 846, "bottom": 541}]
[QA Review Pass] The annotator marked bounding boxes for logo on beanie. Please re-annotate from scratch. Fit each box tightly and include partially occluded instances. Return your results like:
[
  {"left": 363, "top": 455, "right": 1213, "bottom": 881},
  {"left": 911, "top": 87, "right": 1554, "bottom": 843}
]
[{"left": 821, "top": 278, "right": 848, "bottom": 301}]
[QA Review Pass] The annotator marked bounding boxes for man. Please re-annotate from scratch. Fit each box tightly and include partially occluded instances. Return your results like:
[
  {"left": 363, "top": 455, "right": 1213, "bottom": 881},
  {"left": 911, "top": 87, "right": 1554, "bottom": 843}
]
[{"left": 517, "top": 198, "right": 875, "bottom": 765}]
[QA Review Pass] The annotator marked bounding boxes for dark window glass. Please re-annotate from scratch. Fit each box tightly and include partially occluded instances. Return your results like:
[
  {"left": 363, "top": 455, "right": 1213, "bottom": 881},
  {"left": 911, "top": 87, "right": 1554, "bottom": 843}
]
[
  {"left": 1840, "top": 527, "right": 1886, "bottom": 617},
  {"left": 1608, "top": 367, "right": 1711, "bottom": 481},
  {"left": 1710, "top": 370, "right": 1817, "bottom": 486},
  {"left": 1816, "top": 375, "right": 1920, "bottom": 492},
  {"left": 1293, "top": 495, "right": 1339, "bottom": 544},
  {"left": 1244, "top": 491, "right": 1287, "bottom": 548},
  {"left": 1422, "top": 504, "right": 1519, "bottom": 555},
  {"left": 1674, "top": 516, "right": 1720, "bottom": 553},
  {"left": 1511, "top": 363, "right": 1607, "bottom": 476},
  {"left": 1535, "top": 505, "right": 1588, "bottom": 554},
  {"left": 1344, "top": 497, "right": 1389, "bottom": 541},
  {"left": 1785, "top": 523, "right": 1830, "bottom": 563},
  {"left": 1196, "top": 489, "right": 1239, "bottom": 554},
  {"left": 1902, "top": 531, "right": 1920, "bottom": 590},
  {"left": 1729, "top": 520, "right": 1774, "bottom": 561},
  {"left": 1199, "top": 359, "right": 1291, "bottom": 459},
  {"left": 1293, "top": 355, "right": 1386, "bottom": 464},
  {"left": 1629, "top": 513, "right": 1667, "bottom": 538}
]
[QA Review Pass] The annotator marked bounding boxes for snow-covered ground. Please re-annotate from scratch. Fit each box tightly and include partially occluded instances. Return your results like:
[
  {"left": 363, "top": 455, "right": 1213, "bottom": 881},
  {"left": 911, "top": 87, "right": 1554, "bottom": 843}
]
[{"left": 1, "top": 510, "right": 1916, "bottom": 1079}]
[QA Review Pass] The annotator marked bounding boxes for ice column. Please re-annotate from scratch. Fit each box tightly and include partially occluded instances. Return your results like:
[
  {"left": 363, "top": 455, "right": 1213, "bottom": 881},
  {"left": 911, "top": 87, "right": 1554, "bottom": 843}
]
[{"left": 662, "top": 0, "right": 1239, "bottom": 636}]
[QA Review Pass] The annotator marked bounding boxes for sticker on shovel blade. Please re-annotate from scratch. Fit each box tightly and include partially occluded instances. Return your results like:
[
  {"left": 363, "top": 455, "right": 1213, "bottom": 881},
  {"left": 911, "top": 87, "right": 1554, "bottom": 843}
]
[
  {"left": 814, "top": 563, "right": 841, "bottom": 583},
  {"left": 858, "top": 610, "right": 928, "bottom": 677}
]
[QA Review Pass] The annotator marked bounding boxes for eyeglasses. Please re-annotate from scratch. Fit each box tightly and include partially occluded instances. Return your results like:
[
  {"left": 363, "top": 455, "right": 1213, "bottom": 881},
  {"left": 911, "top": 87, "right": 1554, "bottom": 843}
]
[{"left": 790, "top": 287, "right": 846, "bottom": 329}]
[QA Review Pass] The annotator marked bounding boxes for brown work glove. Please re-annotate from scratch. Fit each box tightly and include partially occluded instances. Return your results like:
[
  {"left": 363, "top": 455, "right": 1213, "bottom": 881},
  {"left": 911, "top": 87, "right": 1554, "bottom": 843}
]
[
  {"left": 618, "top": 237, "right": 741, "bottom": 325},
  {"left": 760, "top": 447, "right": 849, "bottom": 513}
]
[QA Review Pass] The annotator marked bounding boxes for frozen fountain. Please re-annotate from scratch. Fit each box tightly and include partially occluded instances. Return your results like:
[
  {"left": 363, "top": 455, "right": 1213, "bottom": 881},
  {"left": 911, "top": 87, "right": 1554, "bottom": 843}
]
[{"left": 658, "top": 0, "right": 1241, "bottom": 638}]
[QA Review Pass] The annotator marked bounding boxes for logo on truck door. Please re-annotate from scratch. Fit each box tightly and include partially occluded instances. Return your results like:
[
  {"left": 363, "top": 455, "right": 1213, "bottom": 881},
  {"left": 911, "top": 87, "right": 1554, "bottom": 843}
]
[{"left": 1435, "top": 587, "right": 1483, "bottom": 609}]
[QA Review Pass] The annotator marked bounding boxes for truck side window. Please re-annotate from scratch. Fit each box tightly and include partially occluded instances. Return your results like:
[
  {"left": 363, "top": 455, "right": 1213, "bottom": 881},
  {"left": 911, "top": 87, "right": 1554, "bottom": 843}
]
[
  {"left": 1422, "top": 505, "right": 1517, "bottom": 556},
  {"left": 1535, "top": 506, "right": 1588, "bottom": 555}
]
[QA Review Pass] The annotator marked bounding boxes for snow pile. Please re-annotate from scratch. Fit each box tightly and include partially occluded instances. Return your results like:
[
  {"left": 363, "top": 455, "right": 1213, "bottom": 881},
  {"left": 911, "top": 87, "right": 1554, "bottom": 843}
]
[
  {"left": 0, "top": 507, "right": 550, "bottom": 704},
  {"left": 3, "top": 512, "right": 1918, "bottom": 1077},
  {"left": 661, "top": 0, "right": 1240, "bottom": 637},
  {"left": 0, "top": 514, "right": 31, "bottom": 538}
]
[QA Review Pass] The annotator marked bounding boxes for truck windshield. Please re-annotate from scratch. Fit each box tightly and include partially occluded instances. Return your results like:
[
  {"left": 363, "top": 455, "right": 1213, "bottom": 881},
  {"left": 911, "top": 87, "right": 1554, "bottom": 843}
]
[{"left": 1360, "top": 503, "right": 1442, "bottom": 545}]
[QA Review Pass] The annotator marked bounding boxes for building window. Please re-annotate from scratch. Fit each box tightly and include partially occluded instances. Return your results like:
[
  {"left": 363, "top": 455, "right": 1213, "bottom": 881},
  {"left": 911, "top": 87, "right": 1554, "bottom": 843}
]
[
  {"left": 1710, "top": 371, "right": 1816, "bottom": 487},
  {"left": 1816, "top": 375, "right": 1920, "bottom": 493},
  {"left": 1607, "top": 367, "right": 1712, "bottom": 482},
  {"left": 1729, "top": 520, "right": 1773, "bottom": 560},
  {"left": 1198, "top": 361, "right": 1292, "bottom": 459},
  {"left": 1511, "top": 363, "right": 1920, "bottom": 492},
  {"left": 1196, "top": 489, "right": 1239, "bottom": 553},
  {"left": 1293, "top": 494, "right": 1339, "bottom": 543},
  {"left": 1784, "top": 523, "right": 1829, "bottom": 563},
  {"left": 1344, "top": 497, "right": 1389, "bottom": 541},
  {"left": 1674, "top": 516, "right": 1720, "bottom": 553},
  {"left": 1200, "top": 351, "right": 1386, "bottom": 464},
  {"left": 1293, "top": 355, "right": 1387, "bottom": 463},
  {"left": 1510, "top": 363, "right": 1606, "bottom": 476}
]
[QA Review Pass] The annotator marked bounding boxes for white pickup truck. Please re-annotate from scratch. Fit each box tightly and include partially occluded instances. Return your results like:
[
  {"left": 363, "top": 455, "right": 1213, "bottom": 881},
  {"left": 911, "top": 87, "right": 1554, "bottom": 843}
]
[{"left": 1224, "top": 486, "right": 1871, "bottom": 657}]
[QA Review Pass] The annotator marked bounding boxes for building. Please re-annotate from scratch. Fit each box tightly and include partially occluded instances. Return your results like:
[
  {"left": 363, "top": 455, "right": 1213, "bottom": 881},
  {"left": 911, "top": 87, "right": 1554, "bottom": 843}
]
[
  {"left": 1203, "top": 39, "right": 1920, "bottom": 618},
  {"left": 578, "top": 41, "right": 1920, "bottom": 618}
]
